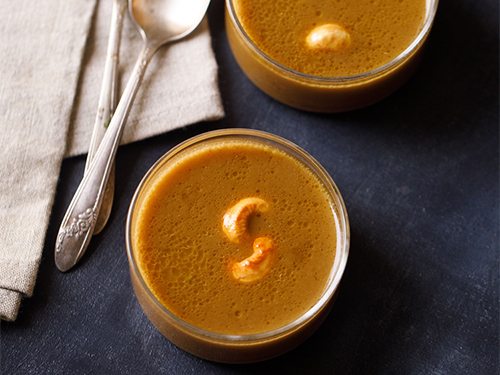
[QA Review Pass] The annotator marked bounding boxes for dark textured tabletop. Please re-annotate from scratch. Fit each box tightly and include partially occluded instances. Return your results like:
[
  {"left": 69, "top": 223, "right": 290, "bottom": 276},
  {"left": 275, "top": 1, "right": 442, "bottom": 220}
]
[{"left": 2, "top": 0, "right": 498, "bottom": 374}]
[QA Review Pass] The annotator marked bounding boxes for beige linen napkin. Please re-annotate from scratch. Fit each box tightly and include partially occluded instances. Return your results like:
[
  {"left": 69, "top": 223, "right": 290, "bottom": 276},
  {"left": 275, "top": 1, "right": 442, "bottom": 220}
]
[
  {"left": 0, "top": 1, "right": 223, "bottom": 321},
  {"left": 67, "top": 0, "right": 223, "bottom": 156}
]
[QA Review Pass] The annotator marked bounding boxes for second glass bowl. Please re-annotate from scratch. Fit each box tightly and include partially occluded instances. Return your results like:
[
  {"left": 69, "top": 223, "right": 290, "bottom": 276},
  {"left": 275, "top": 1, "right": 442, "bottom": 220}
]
[{"left": 225, "top": 0, "right": 439, "bottom": 112}]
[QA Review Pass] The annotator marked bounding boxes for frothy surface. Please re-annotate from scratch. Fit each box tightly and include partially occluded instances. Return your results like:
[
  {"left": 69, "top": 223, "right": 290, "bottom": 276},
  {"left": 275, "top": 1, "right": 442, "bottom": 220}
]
[
  {"left": 233, "top": 0, "right": 426, "bottom": 77},
  {"left": 134, "top": 139, "right": 337, "bottom": 335}
]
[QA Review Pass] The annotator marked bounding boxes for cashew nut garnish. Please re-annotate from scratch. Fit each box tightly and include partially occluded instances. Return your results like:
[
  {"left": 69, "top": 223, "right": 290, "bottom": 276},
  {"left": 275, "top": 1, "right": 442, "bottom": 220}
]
[
  {"left": 222, "top": 197, "right": 269, "bottom": 243},
  {"left": 306, "top": 23, "right": 351, "bottom": 51},
  {"left": 231, "top": 237, "right": 274, "bottom": 283},
  {"left": 222, "top": 197, "right": 274, "bottom": 283}
]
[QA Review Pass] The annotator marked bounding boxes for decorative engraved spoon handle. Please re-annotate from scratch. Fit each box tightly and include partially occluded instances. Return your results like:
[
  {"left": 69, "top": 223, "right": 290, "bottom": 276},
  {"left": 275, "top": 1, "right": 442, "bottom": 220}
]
[
  {"left": 86, "top": 0, "right": 127, "bottom": 235},
  {"left": 55, "top": 43, "right": 159, "bottom": 272}
]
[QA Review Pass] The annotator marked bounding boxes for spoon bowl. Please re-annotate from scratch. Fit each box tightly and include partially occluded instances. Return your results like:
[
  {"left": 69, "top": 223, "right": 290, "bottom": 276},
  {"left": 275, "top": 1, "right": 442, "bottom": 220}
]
[{"left": 131, "top": 0, "right": 210, "bottom": 45}]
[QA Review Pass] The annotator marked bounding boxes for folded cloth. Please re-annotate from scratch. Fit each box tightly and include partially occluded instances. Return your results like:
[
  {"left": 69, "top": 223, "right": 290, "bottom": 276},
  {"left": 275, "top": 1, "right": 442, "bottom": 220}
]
[
  {"left": 67, "top": 1, "right": 223, "bottom": 156},
  {"left": 0, "top": 0, "right": 224, "bottom": 321}
]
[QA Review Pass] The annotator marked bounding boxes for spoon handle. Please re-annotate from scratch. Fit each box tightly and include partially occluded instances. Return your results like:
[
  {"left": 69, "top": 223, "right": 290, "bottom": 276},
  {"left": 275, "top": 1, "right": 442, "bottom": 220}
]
[
  {"left": 55, "top": 43, "right": 158, "bottom": 272},
  {"left": 86, "top": 0, "right": 127, "bottom": 235}
]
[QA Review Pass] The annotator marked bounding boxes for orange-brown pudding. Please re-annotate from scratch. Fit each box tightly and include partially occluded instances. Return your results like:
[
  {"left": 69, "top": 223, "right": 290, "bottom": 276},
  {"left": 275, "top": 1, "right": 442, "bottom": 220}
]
[
  {"left": 126, "top": 130, "right": 350, "bottom": 362},
  {"left": 234, "top": 0, "right": 425, "bottom": 77},
  {"left": 135, "top": 137, "right": 336, "bottom": 334},
  {"left": 226, "top": 0, "right": 438, "bottom": 112}
]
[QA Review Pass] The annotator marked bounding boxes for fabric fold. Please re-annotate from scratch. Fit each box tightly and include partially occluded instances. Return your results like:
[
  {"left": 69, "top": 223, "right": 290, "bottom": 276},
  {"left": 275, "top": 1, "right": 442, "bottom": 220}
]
[{"left": 0, "top": 0, "right": 97, "bottom": 321}]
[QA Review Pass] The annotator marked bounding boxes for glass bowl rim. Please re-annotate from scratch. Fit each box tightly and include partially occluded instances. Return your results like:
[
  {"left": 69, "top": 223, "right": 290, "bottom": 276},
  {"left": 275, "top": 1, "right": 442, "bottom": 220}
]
[
  {"left": 226, "top": 0, "right": 439, "bottom": 84},
  {"left": 125, "top": 128, "right": 350, "bottom": 343}
]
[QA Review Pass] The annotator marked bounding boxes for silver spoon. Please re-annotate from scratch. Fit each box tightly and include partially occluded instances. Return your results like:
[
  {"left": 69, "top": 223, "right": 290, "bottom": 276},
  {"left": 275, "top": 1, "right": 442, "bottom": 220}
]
[
  {"left": 55, "top": 0, "right": 211, "bottom": 272},
  {"left": 86, "top": 0, "right": 127, "bottom": 235}
]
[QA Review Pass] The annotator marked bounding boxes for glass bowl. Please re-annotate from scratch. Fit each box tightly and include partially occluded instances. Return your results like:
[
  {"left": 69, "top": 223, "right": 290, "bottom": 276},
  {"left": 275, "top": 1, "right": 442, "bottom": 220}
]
[
  {"left": 225, "top": 0, "right": 439, "bottom": 112},
  {"left": 126, "top": 129, "right": 350, "bottom": 363}
]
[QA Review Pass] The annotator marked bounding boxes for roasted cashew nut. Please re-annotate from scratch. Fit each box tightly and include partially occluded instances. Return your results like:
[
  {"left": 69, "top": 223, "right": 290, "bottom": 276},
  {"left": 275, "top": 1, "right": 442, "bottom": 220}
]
[
  {"left": 231, "top": 237, "right": 274, "bottom": 283},
  {"left": 306, "top": 23, "right": 351, "bottom": 51},
  {"left": 222, "top": 197, "right": 274, "bottom": 283},
  {"left": 222, "top": 197, "right": 269, "bottom": 243}
]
